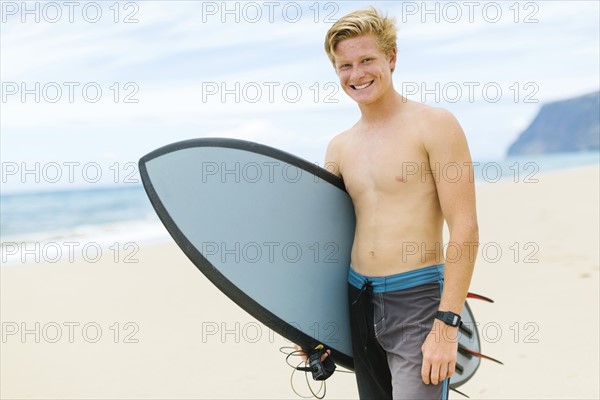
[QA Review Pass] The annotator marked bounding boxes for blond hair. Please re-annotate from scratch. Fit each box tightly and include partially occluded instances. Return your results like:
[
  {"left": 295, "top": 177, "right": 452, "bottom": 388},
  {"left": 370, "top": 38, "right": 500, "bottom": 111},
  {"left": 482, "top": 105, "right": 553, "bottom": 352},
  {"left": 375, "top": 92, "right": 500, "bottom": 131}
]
[{"left": 324, "top": 7, "right": 397, "bottom": 67}]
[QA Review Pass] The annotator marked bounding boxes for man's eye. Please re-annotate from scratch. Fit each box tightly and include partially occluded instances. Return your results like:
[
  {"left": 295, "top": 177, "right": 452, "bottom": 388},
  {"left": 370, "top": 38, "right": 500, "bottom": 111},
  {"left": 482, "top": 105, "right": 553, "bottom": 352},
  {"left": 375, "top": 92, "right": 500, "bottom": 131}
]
[{"left": 362, "top": 58, "right": 372, "bottom": 63}]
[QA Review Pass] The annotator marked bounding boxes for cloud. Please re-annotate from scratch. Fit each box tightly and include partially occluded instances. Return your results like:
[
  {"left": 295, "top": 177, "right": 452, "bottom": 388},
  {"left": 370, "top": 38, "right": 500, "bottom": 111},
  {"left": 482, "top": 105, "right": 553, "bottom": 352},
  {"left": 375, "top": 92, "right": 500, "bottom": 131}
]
[{"left": 1, "top": 0, "right": 599, "bottom": 163}]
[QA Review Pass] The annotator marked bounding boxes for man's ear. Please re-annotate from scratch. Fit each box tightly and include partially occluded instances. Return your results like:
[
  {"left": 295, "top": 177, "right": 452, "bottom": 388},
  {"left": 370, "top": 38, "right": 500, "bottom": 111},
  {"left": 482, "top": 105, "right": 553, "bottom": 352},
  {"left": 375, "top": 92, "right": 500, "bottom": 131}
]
[{"left": 389, "top": 47, "right": 397, "bottom": 72}]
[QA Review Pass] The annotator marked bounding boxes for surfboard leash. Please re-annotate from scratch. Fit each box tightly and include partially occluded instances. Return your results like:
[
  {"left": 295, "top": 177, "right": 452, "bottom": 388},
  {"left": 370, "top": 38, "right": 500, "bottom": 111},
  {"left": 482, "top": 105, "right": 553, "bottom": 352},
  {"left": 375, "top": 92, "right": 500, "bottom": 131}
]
[
  {"left": 280, "top": 346, "right": 353, "bottom": 399},
  {"left": 281, "top": 346, "right": 327, "bottom": 399}
]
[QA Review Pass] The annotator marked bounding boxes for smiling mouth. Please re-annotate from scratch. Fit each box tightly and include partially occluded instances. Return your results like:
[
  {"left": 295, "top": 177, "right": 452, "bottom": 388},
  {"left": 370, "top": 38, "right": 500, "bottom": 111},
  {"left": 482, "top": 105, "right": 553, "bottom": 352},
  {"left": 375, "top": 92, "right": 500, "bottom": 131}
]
[{"left": 350, "top": 81, "right": 373, "bottom": 90}]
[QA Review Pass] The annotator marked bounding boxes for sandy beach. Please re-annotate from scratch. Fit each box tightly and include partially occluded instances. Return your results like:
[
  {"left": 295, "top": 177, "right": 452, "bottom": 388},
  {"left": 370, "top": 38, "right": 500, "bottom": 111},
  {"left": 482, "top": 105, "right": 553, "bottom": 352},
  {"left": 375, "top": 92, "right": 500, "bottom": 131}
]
[{"left": 1, "top": 165, "right": 599, "bottom": 399}]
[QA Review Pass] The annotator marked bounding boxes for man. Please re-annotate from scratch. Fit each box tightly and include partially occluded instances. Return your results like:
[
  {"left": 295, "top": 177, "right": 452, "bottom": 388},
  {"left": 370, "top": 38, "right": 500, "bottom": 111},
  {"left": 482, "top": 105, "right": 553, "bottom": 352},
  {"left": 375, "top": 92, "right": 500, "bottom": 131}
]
[{"left": 323, "top": 8, "right": 479, "bottom": 400}]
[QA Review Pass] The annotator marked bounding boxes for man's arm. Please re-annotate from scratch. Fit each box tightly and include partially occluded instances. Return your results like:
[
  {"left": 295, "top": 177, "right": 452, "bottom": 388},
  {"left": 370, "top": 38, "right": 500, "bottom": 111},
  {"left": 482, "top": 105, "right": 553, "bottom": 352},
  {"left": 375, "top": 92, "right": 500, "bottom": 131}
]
[
  {"left": 324, "top": 134, "right": 344, "bottom": 178},
  {"left": 420, "top": 108, "right": 479, "bottom": 385}
]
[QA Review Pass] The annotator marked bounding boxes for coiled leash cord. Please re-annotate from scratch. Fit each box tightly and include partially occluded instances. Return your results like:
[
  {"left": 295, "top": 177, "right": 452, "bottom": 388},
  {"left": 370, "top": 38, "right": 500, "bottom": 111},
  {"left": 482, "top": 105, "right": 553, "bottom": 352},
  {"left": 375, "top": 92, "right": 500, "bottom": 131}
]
[{"left": 280, "top": 345, "right": 352, "bottom": 399}]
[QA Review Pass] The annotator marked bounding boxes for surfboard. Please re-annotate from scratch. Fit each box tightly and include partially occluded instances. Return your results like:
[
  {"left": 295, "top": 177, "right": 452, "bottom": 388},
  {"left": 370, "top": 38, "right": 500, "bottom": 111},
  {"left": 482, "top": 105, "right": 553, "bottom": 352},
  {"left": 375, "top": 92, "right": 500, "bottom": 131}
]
[{"left": 139, "top": 137, "right": 481, "bottom": 387}]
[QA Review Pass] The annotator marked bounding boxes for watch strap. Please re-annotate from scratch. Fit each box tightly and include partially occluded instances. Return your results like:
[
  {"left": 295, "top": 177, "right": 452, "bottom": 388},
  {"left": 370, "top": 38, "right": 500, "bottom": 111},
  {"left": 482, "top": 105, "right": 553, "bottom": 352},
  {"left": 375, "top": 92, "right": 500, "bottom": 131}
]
[{"left": 436, "top": 311, "right": 462, "bottom": 327}]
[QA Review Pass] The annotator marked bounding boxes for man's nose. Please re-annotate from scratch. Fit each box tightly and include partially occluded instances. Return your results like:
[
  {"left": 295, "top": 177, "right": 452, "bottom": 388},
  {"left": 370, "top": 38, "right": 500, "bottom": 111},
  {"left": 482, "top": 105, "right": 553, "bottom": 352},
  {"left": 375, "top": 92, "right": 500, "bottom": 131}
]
[{"left": 350, "top": 65, "right": 366, "bottom": 81}]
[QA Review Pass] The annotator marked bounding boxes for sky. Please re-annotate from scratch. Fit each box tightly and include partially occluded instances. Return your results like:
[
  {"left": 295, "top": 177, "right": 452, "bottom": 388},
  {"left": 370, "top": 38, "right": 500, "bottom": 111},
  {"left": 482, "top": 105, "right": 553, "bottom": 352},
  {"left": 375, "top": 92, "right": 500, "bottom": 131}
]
[{"left": 1, "top": 0, "right": 599, "bottom": 192}]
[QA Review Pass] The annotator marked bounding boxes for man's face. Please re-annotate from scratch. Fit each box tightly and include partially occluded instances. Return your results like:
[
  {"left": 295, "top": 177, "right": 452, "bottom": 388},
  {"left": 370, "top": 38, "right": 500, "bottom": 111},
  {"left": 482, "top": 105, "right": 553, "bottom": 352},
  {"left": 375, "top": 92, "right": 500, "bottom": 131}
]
[{"left": 333, "top": 34, "right": 396, "bottom": 105}]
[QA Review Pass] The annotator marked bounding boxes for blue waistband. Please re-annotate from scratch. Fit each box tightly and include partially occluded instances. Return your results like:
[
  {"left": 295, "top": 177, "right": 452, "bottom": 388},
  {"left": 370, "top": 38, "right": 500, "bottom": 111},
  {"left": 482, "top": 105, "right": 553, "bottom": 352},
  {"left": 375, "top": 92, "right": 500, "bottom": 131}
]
[{"left": 348, "top": 264, "right": 444, "bottom": 293}]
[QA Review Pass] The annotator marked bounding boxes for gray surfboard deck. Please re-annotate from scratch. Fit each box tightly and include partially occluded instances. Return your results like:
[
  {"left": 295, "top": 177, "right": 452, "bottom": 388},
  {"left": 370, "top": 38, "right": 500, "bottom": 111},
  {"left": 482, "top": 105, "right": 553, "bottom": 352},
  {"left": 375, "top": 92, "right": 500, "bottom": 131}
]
[{"left": 139, "top": 138, "right": 480, "bottom": 387}]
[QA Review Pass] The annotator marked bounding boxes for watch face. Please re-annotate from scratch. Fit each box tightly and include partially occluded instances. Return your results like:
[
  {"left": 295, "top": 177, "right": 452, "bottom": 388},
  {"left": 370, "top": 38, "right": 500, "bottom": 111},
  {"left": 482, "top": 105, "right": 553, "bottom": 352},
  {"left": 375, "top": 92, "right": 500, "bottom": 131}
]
[
  {"left": 438, "top": 311, "right": 461, "bottom": 327},
  {"left": 449, "top": 314, "right": 460, "bottom": 326}
]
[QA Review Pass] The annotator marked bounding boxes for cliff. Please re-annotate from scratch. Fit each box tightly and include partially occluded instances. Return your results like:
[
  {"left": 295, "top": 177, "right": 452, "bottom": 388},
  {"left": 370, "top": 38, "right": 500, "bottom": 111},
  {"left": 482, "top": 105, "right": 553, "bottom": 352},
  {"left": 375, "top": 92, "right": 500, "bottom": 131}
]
[{"left": 507, "top": 91, "right": 599, "bottom": 156}]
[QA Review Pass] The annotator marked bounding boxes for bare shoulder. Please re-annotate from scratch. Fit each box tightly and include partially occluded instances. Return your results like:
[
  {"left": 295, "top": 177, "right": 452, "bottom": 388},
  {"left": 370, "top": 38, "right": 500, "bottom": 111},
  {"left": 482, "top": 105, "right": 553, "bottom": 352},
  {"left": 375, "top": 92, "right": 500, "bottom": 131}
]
[
  {"left": 409, "top": 102, "right": 461, "bottom": 129},
  {"left": 327, "top": 128, "right": 353, "bottom": 150},
  {"left": 409, "top": 103, "right": 466, "bottom": 149}
]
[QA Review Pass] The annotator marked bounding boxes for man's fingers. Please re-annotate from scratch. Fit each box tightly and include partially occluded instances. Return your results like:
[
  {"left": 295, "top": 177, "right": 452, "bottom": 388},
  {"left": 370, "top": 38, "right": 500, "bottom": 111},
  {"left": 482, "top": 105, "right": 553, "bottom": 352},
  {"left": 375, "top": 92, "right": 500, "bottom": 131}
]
[
  {"left": 421, "top": 360, "right": 432, "bottom": 384},
  {"left": 430, "top": 364, "right": 440, "bottom": 385},
  {"left": 436, "top": 363, "right": 449, "bottom": 384},
  {"left": 320, "top": 349, "right": 331, "bottom": 362},
  {"left": 423, "top": 357, "right": 453, "bottom": 385},
  {"left": 293, "top": 344, "right": 308, "bottom": 362},
  {"left": 447, "top": 361, "right": 456, "bottom": 378},
  {"left": 293, "top": 345, "right": 331, "bottom": 363},
  {"left": 425, "top": 362, "right": 455, "bottom": 386}
]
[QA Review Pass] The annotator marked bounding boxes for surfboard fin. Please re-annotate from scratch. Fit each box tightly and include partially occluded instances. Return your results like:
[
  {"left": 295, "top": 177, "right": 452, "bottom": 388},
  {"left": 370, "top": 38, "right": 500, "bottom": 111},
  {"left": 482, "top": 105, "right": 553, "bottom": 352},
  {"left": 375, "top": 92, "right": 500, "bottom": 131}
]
[
  {"left": 458, "top": 344, "right": 503, "bottom": 365},
  {"left": 467, "top": 292, "right": 494, "bottom": 303},
  {"left": 455, "top": 362, "right": 464, "bottom": 374},
  {"left": 450, "top": 386, "right": 470, "bottom": 398},
  {"left": 459, "top": 322, "right": 474, "bottom": 339}
]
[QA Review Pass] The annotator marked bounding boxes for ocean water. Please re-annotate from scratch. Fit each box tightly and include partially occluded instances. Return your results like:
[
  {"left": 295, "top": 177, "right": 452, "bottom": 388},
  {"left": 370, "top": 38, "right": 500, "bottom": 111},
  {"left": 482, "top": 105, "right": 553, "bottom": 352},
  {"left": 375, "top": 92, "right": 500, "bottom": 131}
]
[
  {"left": 1, "top": 186, "right": 168, "bottom": 265},
  {"left": 1, "top": 151, "right": 598, "bottom": 265},
  {"left": 470, "top": 151, "right": 599, "bottom": 184}
]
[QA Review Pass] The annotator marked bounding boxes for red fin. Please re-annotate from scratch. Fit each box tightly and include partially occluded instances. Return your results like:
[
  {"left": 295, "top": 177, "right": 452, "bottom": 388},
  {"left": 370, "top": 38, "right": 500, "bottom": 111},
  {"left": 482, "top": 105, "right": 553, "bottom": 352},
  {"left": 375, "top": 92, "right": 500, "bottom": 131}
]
[
  {"left": 467, "top": 292, "right": 494, "bottom": 303},
  {"left": 458, "top": 345, "right": 504, "bottom": 365}
]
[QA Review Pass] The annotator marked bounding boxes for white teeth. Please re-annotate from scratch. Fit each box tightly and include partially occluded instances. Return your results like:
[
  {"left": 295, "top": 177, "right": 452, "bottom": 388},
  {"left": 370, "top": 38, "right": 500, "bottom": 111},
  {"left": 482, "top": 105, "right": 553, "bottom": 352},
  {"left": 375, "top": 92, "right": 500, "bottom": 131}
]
[{"left": 353, "top": 82, "right": 372, "bottom": 90}]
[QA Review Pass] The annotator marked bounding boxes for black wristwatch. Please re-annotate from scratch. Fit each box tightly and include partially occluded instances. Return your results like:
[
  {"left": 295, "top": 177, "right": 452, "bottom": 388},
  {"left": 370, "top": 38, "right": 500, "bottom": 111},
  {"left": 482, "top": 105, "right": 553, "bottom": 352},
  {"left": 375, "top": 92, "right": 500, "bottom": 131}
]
[{"left": 436, "top": 311, "right": 462, "bottom": 327}]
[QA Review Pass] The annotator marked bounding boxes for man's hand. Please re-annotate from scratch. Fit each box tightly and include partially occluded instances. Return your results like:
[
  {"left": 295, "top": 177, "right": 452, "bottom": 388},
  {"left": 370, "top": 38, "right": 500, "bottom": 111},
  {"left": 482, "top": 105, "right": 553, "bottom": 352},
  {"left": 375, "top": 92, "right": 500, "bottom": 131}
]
[
  {"left": 293, "top": 344, "right": 331, "bottom": 363},
  {"left": 421, "top": 319, "right": 459, "bottom": 385}
]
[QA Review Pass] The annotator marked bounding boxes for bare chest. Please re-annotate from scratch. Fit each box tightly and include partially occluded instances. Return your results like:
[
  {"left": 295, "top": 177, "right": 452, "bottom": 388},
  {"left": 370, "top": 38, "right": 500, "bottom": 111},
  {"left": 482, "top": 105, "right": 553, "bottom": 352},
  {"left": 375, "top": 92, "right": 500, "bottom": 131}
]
[{"left": 340, "top": 131, "right": 430, "bottom": 197}]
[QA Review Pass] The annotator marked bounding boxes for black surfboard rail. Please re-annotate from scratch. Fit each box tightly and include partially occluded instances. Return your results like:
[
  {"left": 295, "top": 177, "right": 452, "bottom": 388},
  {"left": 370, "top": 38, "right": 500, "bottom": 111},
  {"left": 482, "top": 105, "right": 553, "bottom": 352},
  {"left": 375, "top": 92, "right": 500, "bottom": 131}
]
[{"left": 139, "top": 138, "right": 354, "bottom": 370}]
